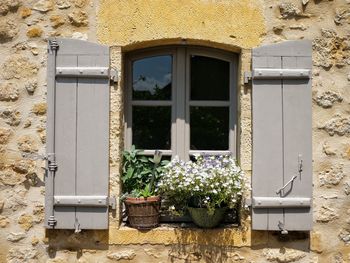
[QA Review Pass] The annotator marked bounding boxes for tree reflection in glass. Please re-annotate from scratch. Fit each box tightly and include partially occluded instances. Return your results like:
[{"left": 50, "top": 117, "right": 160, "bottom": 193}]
[
  {"left": 190, "top": 107, "right": 229, "bottom": 150},
  {"left": 132, "top": 56, "right": 172, "bottom": 100},
  {"left": 132, "top": 106, "right": 171, "bottom": 150}
]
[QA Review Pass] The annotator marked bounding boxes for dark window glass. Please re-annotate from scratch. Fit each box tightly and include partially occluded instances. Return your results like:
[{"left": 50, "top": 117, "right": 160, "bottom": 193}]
[
  {"left": 190, "top": 107, "right": 229, "bottom": 150},
  {"left": 190, "top": 55, "right": 229, "bottom": 101},
  {"left": 132, "top": 56, "right": 172, "bottom": 100},
  {"left": 132, "top": 106, "right": 171, "bottom": 149}
]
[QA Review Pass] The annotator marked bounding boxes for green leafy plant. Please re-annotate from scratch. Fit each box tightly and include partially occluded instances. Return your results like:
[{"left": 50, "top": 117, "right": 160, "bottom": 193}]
[{"left": 122, "top": 146, "right": 168, "bottom": 198}]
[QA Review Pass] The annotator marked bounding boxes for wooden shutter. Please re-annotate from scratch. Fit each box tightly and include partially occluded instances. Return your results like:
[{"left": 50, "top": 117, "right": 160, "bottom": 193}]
[
  {"left": 45, "top": 38, "right": 111, "bottom": 230},
  {"left": 251, "top": 40, "right": 312, "bottom": 232}
]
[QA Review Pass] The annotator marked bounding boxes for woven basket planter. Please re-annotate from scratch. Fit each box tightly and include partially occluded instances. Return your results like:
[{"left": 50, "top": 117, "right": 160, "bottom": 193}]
[
  {"left": 124, "top": 196, "right": 161, "bottom": 230},
  {"left": 188, "top": 207, "right": 227, "bottom": 228}
]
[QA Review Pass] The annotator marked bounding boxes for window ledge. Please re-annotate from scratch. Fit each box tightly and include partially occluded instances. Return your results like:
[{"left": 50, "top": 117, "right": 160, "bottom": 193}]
[{"left": 108, "top": 224, "right": 251, "bottom": 247}]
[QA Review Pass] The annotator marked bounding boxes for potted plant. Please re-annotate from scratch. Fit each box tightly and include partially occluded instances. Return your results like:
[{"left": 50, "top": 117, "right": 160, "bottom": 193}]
[
  {"left": 158, "top": 155, "right": 245, "bottom": 228},
  {"left": 122, "top": 146, "right": 167, "bottom": 230}
]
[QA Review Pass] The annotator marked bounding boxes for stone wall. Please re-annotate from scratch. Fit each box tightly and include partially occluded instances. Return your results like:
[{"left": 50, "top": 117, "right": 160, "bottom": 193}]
[{"left": 0, "top": 0, "right": 349, "bottom": 262}]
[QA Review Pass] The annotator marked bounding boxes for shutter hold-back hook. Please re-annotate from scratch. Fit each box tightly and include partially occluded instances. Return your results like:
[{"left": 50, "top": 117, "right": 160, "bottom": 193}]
[
  {"left": 74, "top": 218, "right": 81, "bottom": 233},
  {"left": 278, "top": 221, "right": 288, "bottom": 235}
]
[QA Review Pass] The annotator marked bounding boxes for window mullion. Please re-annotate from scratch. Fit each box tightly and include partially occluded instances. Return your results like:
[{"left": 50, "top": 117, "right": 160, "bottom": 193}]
[
  {"left": 188, "top": 100, "right": 231, "bottom": 107},
  {"left": 184, "top": 48, "right": 190, "bottom": 161},
  {"left": 131, "top": 100, "right": 173, "bottom": 106},
  {"left": 229, "top": 58, "right": 238, "bottom": 159},
  {"left": 175, "top": 47, "right": 186, "bottom": 160}
]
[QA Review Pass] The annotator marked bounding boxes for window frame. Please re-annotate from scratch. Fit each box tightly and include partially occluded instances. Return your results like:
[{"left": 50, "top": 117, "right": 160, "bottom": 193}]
[{"left": 124, "top": 46, "right": 239, "bottom": 160}]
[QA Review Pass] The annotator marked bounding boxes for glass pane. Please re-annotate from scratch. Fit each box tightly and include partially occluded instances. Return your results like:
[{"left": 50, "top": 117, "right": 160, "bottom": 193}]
[
  {"left": 132, "top": 55, "right": 172, "bottom": 100},
  {"left": 190, "top": 107, "right": 229, "bottom": 150},
  {"left": 132, "top": 106, "right": 171, "bottom": 149},
  {"left": 190, "top": 55, "right": 229, "bottom": 101}
]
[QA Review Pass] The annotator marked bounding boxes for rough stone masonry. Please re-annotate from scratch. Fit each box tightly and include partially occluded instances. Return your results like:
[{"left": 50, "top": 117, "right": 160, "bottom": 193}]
[{"left": 0, "top": 0, "right": 349, "bottom": 262}]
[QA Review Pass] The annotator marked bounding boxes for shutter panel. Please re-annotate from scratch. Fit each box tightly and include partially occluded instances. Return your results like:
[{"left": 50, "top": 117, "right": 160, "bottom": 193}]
[
  {"left": 45, "top": 38, "right": 110, "bottom": 230},
  {"left": 251, "top": 40, "right": 312, "bottom": 232}
]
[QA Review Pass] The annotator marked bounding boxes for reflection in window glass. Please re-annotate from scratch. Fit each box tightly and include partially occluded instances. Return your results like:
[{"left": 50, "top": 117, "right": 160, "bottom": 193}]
[
  {"left": 190, "top": 55, "right": 229, "bottom": 101},
  {"left": 132, "top": 106, "right": 171, "bottom": 150},
  {"left": 132, "top": 56, "right": 172, "bottom": 100},
  {"left": 190, "top": 107, "right": 229, "bottom": 150}
]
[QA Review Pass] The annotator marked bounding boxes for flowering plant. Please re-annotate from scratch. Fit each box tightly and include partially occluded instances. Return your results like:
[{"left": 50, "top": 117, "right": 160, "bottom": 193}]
[{"left": 157, "top": 155, "right": 245, "bottom": 215}]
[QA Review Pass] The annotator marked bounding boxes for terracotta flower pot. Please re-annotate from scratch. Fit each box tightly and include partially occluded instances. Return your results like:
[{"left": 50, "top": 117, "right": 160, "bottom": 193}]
[{"left": 124, "top": 196, "right": 161, "bottom": 230}]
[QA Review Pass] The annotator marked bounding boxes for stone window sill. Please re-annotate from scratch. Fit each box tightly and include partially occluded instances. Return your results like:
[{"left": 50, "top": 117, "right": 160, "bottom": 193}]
[{"left": 108, "top": 223, "right": 251, "bottom": 247}]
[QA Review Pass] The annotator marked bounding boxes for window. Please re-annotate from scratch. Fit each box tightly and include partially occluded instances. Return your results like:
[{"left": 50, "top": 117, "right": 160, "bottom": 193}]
[{"left": 125, "top": 47, "right": 238, "bottom": 160}]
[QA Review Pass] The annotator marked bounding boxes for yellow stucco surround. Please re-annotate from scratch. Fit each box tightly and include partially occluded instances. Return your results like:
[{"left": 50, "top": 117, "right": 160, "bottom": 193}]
[{"left": 97, "top": 0, "right": 266, "bottom": 246}]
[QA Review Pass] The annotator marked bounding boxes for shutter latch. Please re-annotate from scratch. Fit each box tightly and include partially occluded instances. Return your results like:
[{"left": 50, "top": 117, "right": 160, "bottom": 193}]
[{"left": 276, "top": 175, "right": 297, "bottom": 195}]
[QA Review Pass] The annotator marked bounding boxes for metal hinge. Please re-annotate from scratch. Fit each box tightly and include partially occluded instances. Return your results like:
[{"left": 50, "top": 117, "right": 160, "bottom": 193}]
[
  {"left": 244, "top": 71, "right": 252, "bottom": 84},
  {"left": 245, "top": 69, "right": 311, "bottom": 84},
  {"left": 49, "top": 39, "right": 59, "bottom": 51},
  {"left": 245, "top": 198, "right": 252, "bottom": 207},
  {"left": 47, "top": 153, "right": 58, "bottom": 172},
  {"left": 47, "top": 215, "right": 57, "bottom": 227},
  {"left": 22, "top": 152, "right": 48, "bottom": 160},
  {"left": 109, "top": 196, "right": 117, "bottom": 210},
  {"left": 110, "top": 68, "right": 118, "bottom": 83},
  {"left": 252, "top": 197, "right": 311, "bottom": 208}
]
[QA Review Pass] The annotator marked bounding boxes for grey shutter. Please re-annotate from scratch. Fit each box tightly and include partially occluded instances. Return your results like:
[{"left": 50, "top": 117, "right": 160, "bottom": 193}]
[
  {"left": 251, "top": 40, "right": 312, "bottom": 232},
  {"left": 45, "top": 38, "right": 111, "bottom": 230}
]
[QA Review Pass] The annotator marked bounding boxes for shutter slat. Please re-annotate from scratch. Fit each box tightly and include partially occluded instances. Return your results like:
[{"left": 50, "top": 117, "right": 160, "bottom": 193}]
[
  {"left": 252, "top": 56, "right": 284, "bottom": 230},
  {"left": 252, "top": 40, "right": 312, "bottom": 232},
  {"left": 76, "top": 54, "right": 110, "bottom": 229},
  {"left": 53, "top": 55, "right": 78, "bottom": 229},
  {"left": 282, "top": 56, "right": 312, "bottom": 231},
  {"left": 45, "top": 38, "right": 110, "bottom": 230}
]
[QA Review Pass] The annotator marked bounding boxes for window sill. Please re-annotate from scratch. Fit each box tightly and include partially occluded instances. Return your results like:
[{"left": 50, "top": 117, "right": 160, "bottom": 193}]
[{"left": 108, "top": 223, "right": 251, "bottom": 247}]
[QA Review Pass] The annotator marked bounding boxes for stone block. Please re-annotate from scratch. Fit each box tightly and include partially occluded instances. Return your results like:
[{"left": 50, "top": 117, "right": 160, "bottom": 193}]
[
  {"left": 20, "top": 7, "right": 32, "bottom": 18},
  {"left": 1, "top": 55, "right": 38, "bottom": 80},
  {"left": 0, "top": 108, "right": 21, "bottom": 126},
  {"left": 0, "top": 0, "right": 21, "bottom": 15},
  {"left": 106, "top": 250, "right": 136, "bottom": 261},
  {"left": 263, "top": 248, "right": 306, "bottom": 263},
  {"left": 319, "top": 164, "right": 345, "bottom": 187},
  {"left": 33, "top": 0, "right": 54, "bottom": 13},
  {"left": 68, "top": 10, "right": 88, "bottom": 26},
  {"left": 50, "top": 15, "right": 65, "bottom": 28},
  {"left": 0, "top": 18, "right": 18, "bottom": 43},
  {"left": 18, "top": 214, "right": 33, "bottom": 231},
  {"left": 17, "top": 135, "right": 38, "bottom": 153},
  {"left": 0, "top": 82, "right": 19, "bottom": 101},
  {"left": 26, "top": 27, "right": 43, "bottom": 38},
  {"left": 7, "top": 232, "right": 26, "bottom": 242}
]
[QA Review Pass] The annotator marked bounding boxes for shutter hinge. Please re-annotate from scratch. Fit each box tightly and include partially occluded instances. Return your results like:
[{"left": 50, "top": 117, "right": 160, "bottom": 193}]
[
  {"left": 47, "top": 215, "right": 57, "bottom": 227},
  {"left": 108, "top": 196, "right": 117, "bottom": 210},
  {"left": 110, "top": 68, "right": 118, "bottom": 83},
  {"left": 245, "top": 198, "right": 252, "bottom": 207},
  {"left": 47, "top": 153, "right": 58, "bottom": 172},
  {"left": 49, "top": 39, "right": 59, "bottom": 51},
  {"left": 23, "top": 152, "right": 48, "bottom": 160},
  {"left": 244, "top": 71, "right": 252, "bottom": 84}
]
